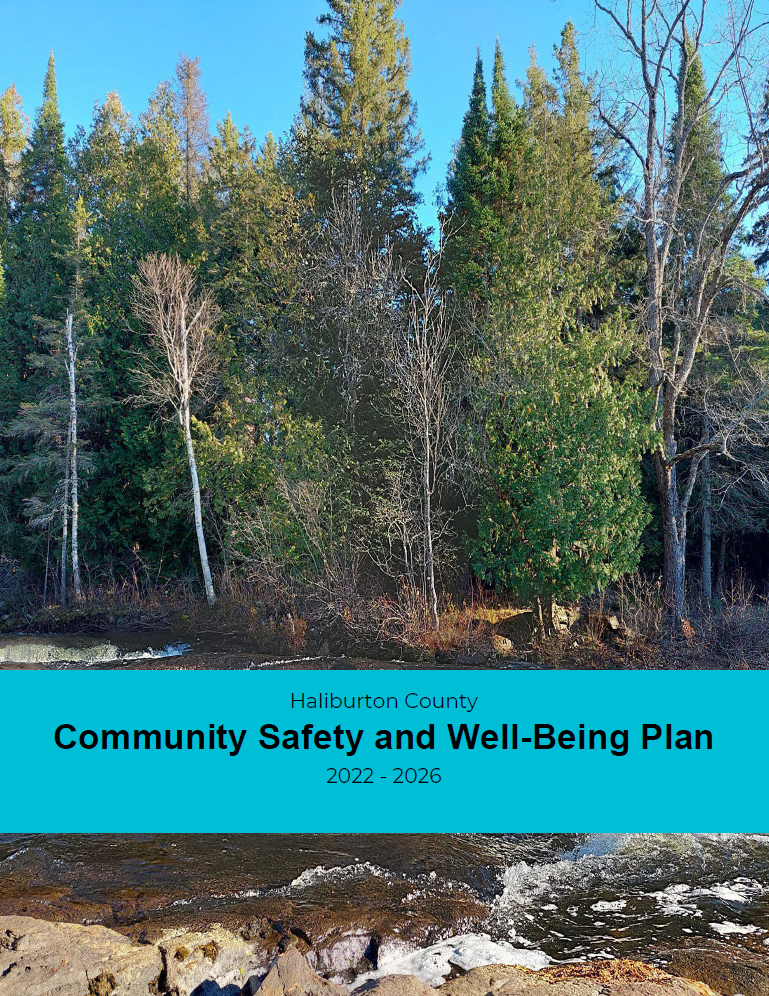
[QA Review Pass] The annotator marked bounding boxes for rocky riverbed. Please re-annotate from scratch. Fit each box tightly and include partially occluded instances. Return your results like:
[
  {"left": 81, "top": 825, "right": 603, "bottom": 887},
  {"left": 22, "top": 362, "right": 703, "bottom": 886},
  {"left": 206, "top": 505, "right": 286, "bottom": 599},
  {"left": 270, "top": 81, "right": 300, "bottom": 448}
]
[{"left": 3, "top": 919, "right": 766, "bottom": 996}]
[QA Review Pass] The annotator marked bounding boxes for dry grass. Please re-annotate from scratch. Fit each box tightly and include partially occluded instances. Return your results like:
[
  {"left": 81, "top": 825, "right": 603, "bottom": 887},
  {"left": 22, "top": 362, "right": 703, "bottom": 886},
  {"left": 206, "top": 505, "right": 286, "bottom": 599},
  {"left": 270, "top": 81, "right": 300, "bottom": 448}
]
[
  {"left": 6, "top": 564, "right": 769, "bottom": 668},
  {"left": 536, "top": 959, "right": 671, "bottom": 983}
]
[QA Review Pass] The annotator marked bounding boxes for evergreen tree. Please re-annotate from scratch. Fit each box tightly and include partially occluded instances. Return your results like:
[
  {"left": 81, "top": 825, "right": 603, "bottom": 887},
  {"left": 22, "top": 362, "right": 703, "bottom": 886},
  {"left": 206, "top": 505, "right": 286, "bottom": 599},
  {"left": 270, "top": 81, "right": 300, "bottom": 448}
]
[
  {"left": 174, "top": 54, "right": 209, "bottom": 206},
  {"left": 5, "top": 53, "right": 71, "bottom": 389},
  {"left": 201, "top": 117, "right": 301, "bottom": 351},
  {"left": 471, "top": 26, "right": 652, "bottom": 607},
  {"left": 290, "top": 0, "right": 426, "bottom": 259},
  {"left": 488, "top": 40, "right": 526, "bottom": 233},
  {"left": 443, "top": 51, "right": 494, "bottom": 311},
  {"left": 0, "top": 83, "right": 28, "bottom": 231},
  {"left": 750, "top": 76, "right": 769, "bottom": 270}
]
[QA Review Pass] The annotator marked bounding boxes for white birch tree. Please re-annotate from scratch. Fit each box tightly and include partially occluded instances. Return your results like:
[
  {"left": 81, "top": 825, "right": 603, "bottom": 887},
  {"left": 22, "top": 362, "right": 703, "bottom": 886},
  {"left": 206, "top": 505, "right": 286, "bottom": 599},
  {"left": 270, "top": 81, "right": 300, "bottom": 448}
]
[{"left": 133, "top": 253, "right": 219, "bottom": 607}]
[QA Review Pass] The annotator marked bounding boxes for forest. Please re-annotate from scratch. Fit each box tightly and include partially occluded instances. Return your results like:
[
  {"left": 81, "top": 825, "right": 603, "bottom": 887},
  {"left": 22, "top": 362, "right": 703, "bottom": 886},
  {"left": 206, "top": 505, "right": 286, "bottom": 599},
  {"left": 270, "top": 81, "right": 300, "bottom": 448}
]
[{"left": 2, "top": 0, "right": 769, "bottom": 664}]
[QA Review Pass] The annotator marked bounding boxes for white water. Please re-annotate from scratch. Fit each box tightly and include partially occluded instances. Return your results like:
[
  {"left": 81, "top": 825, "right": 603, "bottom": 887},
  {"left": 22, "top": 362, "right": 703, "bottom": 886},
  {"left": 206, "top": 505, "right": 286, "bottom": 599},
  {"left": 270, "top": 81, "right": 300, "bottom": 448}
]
[
  {"left": 0, "top": 634, "right": 190, "bottom": 665},
  {"left": 353, "top": 935, "right": 550, "bottom": 988}
]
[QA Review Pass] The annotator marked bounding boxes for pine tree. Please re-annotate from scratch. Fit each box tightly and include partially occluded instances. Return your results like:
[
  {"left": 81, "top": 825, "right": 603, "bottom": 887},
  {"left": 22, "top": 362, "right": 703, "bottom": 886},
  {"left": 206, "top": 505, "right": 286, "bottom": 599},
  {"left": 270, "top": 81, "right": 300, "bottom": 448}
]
[
  {"left": 471, "top": 25, "right": 651, "bottom": 607},
  {"left": 174, "top": 54, "right": 209, "bottom": 206},
  {"left": 291, "top": 0, "right": 426, "bottom": 259},
  {"left": 443, "top": 51, "right": 494, "bottom": 312},
  {"left": 488, "top": 40, "right": 525, "bottom": 229},
  {"left": 6, "top": 53, "right": 71, "bottom": 386},
  {"left": 202, "top": 117, "right": 301, "bottom": 349},
  {"left": 750, "top": 77, "right": 769, "bottom": 270},
  {"left": 0, "top": 83, "right": 28, "bottom": 231}
]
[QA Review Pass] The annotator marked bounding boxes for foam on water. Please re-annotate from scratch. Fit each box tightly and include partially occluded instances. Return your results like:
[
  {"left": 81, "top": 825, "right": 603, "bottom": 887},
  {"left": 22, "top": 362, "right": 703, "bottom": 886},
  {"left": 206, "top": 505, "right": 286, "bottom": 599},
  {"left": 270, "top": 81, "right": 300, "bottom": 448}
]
[
  {"left": 289, "top": 861, "right": 390, "bottom": 890},
  {"left": 354, "top": 934, "right": 550, "bottom": 988}
]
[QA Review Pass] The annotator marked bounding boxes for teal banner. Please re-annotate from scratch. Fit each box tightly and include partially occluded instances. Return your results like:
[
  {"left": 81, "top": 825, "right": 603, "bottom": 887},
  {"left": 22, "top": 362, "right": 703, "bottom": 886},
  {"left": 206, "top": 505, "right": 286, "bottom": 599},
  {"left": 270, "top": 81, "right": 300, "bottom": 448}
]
[{"left": 1, "top": 670, "right": 761, "bottom": 830}]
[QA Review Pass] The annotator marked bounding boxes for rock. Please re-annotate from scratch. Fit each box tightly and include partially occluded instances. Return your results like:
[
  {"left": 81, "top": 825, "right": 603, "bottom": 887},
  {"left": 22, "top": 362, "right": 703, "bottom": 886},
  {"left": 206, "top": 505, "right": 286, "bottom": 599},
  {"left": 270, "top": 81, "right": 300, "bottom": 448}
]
[
  {"left": 440, "top": 966, "right": 542, "bottom": 996},
  {"left": 0, "top": 915, "right": 162, "bottom": 996},
  {"left": 244, "top": 948, "right": 348, "bottom": 996},
  {"left": 551, "top": 604, "right": 581, "bottom": 632},
  {"left": 159, "top": 926, "right": 272, "bottom": 996},
  {"left": 353, "top": 974, "right": 436, "bottom": 996},
  {"left": 664, "top": 942, "right": 769, "bottom": 996},
  {"left": 491, "top": 635, "right": 514, "bottom": 655},
  {"left": 498, "top": 984, "right": 600, "bottom": 996}
]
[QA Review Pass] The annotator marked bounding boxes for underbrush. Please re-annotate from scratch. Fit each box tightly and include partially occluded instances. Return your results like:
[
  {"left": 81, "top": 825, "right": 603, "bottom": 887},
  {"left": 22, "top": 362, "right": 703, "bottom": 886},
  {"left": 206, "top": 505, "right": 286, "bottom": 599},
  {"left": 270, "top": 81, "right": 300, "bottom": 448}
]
[{"left": 4, "top": 566, "right": 769, "bottom": 669}]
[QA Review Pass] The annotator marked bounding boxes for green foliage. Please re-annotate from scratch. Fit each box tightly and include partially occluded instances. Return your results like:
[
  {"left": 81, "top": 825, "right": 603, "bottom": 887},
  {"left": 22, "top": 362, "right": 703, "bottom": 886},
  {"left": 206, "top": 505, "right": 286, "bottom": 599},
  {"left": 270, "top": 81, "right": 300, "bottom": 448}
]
[
  {"left": 443, "top": 51, "right": 493, "bottom": 309},
  {"left": 474, "top": 313, "right": 652, "bottom": 602},
  {"left": 290, "top": 0, "right": 426, "bottom": 261},
  {"left": 471, "top": 24, "right": 653, "bottom": 603},
  {"left": 0, "top": 10, "right": 765, "bottom": 612}
]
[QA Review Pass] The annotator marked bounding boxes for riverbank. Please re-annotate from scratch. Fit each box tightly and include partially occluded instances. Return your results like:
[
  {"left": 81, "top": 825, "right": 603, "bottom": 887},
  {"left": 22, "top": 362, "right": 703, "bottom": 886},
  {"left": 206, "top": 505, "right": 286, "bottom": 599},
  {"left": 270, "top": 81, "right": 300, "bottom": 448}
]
[
  {"left": 4, "top": 580, "right": 769, "bottom": 668},
  {"left": 2, "top": 918, "right": 767, "bottom": 996}
]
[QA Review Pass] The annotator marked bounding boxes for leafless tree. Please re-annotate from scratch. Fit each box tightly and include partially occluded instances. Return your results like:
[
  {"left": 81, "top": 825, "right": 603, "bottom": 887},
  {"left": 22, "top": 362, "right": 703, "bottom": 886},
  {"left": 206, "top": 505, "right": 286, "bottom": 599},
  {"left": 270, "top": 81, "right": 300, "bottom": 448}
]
[
  {"left": 381, "top": 245, "right": 458, "bottom": 629},
  {"left": 133, "top": 253, "right": 219, "bottom": 607},
  {"left": 593, "top": 0, "right": 769, "bottom": 625},
  {"left": 306, "top": 188, "right": 394, "bottom": 432}
]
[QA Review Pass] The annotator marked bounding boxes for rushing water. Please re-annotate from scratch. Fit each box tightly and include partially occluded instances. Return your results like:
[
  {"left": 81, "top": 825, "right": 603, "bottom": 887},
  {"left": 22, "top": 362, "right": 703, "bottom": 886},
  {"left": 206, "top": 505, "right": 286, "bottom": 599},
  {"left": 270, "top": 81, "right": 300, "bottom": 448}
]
[
  {"left": 1, "top": 834, "right": 768, "bottom": 977},
  {"left": 0, "top": 632, "right": 532, "bottom": 669}
]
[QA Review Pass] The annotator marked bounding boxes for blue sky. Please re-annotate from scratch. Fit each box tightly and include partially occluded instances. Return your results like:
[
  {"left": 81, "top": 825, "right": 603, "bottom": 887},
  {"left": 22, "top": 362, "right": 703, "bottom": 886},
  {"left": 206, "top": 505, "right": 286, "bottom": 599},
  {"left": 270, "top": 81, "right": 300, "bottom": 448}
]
[{"left": 0, "top": 0, "right": 595, "bottom": 230}]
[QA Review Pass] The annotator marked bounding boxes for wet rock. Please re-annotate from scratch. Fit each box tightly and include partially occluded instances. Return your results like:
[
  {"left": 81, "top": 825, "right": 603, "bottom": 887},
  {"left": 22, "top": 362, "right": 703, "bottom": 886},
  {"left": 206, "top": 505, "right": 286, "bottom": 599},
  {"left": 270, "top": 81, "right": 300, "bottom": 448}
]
[
  {"left": 244, "top": 947, "right": 348, "bottom": 996},
  {"left": 0, "top": 915, "right": 162, "bottom": 996},
  {"left": 664, "top": 942, "right": 769, "bottom": 996}
]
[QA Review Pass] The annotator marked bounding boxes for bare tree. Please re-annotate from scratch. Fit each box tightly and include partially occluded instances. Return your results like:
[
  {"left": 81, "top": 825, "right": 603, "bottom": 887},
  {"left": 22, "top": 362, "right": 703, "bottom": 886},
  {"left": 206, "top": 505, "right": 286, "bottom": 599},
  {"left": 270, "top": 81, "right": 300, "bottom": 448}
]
[
  {"left": 133, "top": 253, "right": 219, "bottom": 607},
  {"left": 594, "top": 0, "right": 769, "bottom": 625},
  {"left": 306, "top": 189, "right": 391, "bottom": 432},
  {"left": 382, "top": 246, "right": 457, "bottom": 629}
]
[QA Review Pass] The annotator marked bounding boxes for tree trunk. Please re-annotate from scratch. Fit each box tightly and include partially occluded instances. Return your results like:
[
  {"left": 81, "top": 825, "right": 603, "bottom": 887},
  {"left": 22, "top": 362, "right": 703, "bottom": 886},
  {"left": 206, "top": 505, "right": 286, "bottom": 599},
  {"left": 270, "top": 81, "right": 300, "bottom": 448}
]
[
  {"left": 715, "top": 531, "right": 727, "bottom": 597},
  {"left": 700, "top": 426, "right": 712, "bottom": 605},
  {"left": 43, "top": 521, "right": 51, "bottom": 606},
  {"left": 65, "top": 312, "right": 81, "bottom": 600},
  {"left": 60, "top": 425, "right": 71, "bottom": 608},
  {"left": 422, "top": 440, "right": 439, "bottom": 630},
  {"left": 655, "top": 449, "right": 686, "bottom": 627},
  {"left": 182, "top": 400, "right": 216, "bottom": 608}
]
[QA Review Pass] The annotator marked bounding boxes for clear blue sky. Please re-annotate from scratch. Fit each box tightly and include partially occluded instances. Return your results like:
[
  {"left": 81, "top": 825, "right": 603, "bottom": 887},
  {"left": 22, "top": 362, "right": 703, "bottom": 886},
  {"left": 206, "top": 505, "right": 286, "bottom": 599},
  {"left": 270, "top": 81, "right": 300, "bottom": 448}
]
[{"left": 0, "top": 0, "right": 596, "bottom": 230}]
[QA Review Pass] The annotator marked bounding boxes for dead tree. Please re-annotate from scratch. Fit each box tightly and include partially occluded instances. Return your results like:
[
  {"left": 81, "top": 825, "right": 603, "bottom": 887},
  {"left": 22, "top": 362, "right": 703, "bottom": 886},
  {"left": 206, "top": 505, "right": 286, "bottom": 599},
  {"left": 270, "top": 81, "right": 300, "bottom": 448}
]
[
  {"left": 594, "top": 0, "right": 769, "bottom": 625},
  {"left": 383, "top": 247, "right": 457, "bottom": 630},
  {"left": 133, "top": 253, "right": 219, "bottom": 607}
]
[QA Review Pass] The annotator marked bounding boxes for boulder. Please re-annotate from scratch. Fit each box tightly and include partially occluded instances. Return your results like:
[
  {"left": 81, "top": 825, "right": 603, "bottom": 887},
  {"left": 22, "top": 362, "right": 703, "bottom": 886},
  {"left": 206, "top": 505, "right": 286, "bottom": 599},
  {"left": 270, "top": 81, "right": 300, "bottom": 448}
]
[
  {"left": 158, "top": 926, "right": 272, "bottom": 996},
  {"left": 353, "top": 975, "right": 436, "bottom": 996},
  {"left": 439, "top": 966, "right": 536, "bottom": 996},
  {"left": 664, "top": 943, "right": 769, "bottom": 996},
  {"left": 0, "top": 915, "right": 162, "bottom": 996},
  {"left": 244, "top": 948, "right": 348, "bottom": 996}
]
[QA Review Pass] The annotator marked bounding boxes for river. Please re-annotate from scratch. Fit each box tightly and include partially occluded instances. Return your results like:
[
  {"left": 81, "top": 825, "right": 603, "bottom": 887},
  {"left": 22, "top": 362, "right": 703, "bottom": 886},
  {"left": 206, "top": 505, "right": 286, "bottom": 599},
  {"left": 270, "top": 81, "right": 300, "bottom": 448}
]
[{"left": 1, "top": 834, "right": 767, "bottom": 978}]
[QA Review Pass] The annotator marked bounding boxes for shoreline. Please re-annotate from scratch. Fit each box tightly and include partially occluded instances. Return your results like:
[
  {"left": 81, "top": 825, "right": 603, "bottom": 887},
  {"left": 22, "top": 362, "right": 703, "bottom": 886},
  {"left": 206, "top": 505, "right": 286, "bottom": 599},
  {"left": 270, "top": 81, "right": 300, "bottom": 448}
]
[{"left": 1, "top": 915, "right": 766, "bottom": 996}]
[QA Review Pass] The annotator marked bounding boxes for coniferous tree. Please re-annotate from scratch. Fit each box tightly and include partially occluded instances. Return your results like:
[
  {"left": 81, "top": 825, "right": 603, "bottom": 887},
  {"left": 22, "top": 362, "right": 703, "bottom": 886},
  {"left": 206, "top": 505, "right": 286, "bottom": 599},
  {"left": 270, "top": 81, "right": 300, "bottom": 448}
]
[
  {"left": 443, "top": 51, "right": 494, "bottom": 313},
  {"left": 174, "top": 54, "right": 210, "bottom": 206},
  {"left": 6, "top": 54, "right": 71, "bottom": 392},
  {"left": 291, "top": 0, "right": 426, "bottom": 260},
  {"left": 0, "top": 83, "right": 27, "bottom": 232},
  {"left": 471, "top": 26, "right": 652, "bottom": 610}
]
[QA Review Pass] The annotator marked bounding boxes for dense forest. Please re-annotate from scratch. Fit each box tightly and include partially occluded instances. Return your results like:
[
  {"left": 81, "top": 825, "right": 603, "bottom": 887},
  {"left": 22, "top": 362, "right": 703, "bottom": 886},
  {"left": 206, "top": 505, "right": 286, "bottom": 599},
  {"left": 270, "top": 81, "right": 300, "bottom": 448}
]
[{"left": 2, "top": 0, "right": 769, "bottom": 656}]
